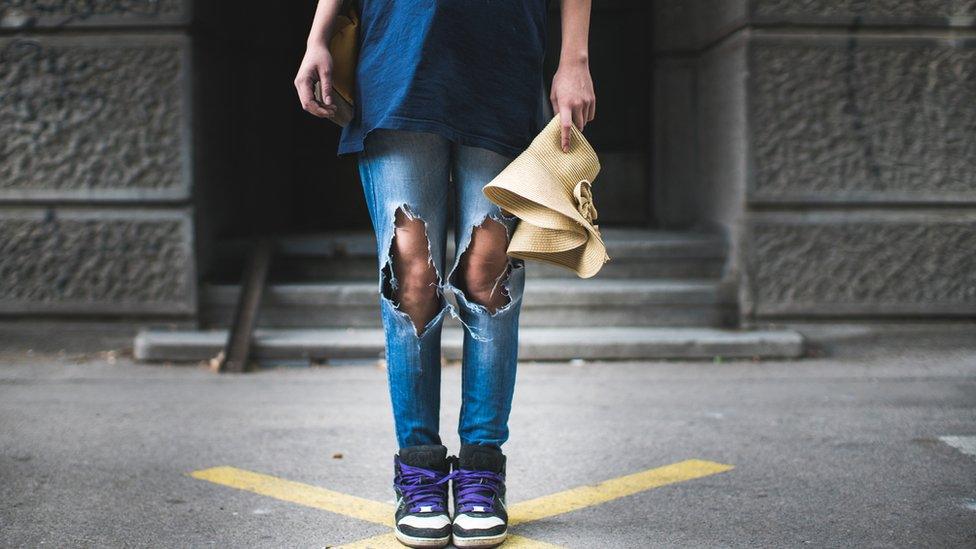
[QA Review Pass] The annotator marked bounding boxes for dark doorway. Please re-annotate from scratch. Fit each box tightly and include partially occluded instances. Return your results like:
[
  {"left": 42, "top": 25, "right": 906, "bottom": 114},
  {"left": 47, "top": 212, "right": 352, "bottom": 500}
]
[
  {"left": 549, "top": 0, "right": 653, "bottom": 226},
  {"left": 193, "top": 0, "right": 364, "bottom": 241}
]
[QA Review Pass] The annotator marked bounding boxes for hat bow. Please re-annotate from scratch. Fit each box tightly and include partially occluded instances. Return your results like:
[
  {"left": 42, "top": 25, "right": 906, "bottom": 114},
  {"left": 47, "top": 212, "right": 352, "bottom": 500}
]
[{"left": 572, "top": 179, "right": 599, "bottom": 227}]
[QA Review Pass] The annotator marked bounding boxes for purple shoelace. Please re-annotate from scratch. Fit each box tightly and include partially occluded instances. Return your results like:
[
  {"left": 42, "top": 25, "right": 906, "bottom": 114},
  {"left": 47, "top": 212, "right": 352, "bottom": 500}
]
[
  {"left": 453, "top": 469, "right": 505, "bottom": 514},
  {"left": 395, "top": 463, "right": 452, "bottom": 513}
]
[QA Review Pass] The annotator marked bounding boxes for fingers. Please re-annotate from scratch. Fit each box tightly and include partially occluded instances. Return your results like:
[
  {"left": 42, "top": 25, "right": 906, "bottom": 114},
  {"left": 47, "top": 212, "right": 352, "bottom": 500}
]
[
  {"left": 318, "top": 69, "right": 334, "bottom": 107},
  {"left": 294, "top": 69, "right": 335, "bottom": 119},
  {"left": 573, "top": 107, "right": 586, "bottom": 134},
  {"left": 559, "top": 108, "right": 573, "bottom": 153},
  {"left": 574, "top": 95, "right": 595, "bottom": 130},
  {"left": 557, "top": 102, "right": 593, "bottom": 152}
]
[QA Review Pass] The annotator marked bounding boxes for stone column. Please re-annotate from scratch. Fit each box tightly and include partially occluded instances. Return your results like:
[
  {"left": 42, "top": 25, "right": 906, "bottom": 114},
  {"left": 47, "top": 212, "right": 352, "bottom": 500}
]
[
  {"left": 0, "top": 1, "right": 197, "bottom": 317},
  {"left": 653, "top": 0, "right": 976, "bottom": 324}
]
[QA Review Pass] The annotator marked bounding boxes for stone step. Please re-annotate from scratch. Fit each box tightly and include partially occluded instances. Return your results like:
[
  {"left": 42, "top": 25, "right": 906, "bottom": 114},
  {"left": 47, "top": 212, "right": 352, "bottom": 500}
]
[
  {"left": 201, "top": 279, "right": 737, "bottom": 329},
  {"left": 210, "top": 228, "right": 727, "bottom": 281},
  {"left": 134, "top": 326, "right": 805, "bottom": 362}
]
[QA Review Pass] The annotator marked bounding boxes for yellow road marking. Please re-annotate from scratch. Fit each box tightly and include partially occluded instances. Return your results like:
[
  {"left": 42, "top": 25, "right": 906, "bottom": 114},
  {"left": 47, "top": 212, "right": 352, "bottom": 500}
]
[
  {"left": 190, "top": 458, "right": 733, "bottom": 547},
  {"left": 508, "top": 459, "right": 734, "bottom": 525},
  {"left": 190, "top": 466, "right": 393, "bottom": 526}
]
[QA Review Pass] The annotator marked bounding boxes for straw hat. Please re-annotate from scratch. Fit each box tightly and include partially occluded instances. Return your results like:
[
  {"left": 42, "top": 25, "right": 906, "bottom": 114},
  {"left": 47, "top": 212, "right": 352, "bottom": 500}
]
[{"left": 483, "top": 115, "right": 611, "bottom": 278}]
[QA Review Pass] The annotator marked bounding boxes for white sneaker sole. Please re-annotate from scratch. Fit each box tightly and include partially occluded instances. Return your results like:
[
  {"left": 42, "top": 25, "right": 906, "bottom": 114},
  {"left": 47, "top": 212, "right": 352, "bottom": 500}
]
[
  {"left": 452, "top": 531, "right": 508, "bottom": 548},
  {"left": 393, "top": 528, "right": 451, "bottom": 548}
]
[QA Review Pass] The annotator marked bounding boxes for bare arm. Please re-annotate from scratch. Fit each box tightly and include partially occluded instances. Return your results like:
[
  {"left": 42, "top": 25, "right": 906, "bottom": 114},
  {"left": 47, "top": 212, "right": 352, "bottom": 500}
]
[
  {"left": 294, "top": 0, "right": 343, "bottom": 119},
  {"left": 551, "top": 0, "right": 596, "bottom": 152}
]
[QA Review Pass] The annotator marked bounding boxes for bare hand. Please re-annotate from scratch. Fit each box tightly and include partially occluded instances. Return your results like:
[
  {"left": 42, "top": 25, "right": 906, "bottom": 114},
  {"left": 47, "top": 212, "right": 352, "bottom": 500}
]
[
  {"left": 550, "top": 60, "right": 596, "bottom": 152},
  {"left": 294, "top": 42, "right": 338, "bottom": 119}
]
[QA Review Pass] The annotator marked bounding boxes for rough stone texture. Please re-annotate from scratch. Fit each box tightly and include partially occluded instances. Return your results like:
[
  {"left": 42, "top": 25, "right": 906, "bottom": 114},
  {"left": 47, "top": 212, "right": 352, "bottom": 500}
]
[
  {"left": 752, "top": 0, "right": 976, "bottom": 22},
  {"left": 749, "top": 36, "right": 976, "bottom": 203},
  {"left": 0, "top": 35, "right": 188, "bottom": 201},
  {"left": 0, "top": 208, "right": 196, "bottom": 314},
  {"left": 0, "top": 0, "right": 187, "bottom": 27},
  {"left": 747, "top": 212, "right": 976, "bottom": 316},
  {"left": 652, "top": 0, "right": 975, "bottom": 53},
  {"left": 653, "top": 4, "right": 976, "bottom": 322}
]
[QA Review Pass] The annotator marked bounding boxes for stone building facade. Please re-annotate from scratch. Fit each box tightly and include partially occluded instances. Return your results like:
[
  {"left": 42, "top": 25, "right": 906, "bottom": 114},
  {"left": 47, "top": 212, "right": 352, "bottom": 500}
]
[
  {"left": 1, "top": 0, "right": 973, "bottom": 345},
  {"left": 652, "top": 0, "right": 976, "bottom": 324},
  {"left": 1, "top": 1, "right": 196, "bottom": 318}
]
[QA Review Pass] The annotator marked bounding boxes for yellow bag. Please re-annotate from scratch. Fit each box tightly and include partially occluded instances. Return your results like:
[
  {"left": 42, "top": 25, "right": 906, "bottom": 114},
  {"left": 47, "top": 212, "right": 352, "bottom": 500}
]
[{"left": 317, "top": 0, "right": 358, "bottom": 127}]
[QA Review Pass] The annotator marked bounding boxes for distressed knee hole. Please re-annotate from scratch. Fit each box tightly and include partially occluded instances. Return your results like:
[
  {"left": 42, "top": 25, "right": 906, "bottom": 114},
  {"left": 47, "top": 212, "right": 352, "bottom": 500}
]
[
  {"left": 452, "top": 217, "right": 514, "bottom": 315},
  {"left": 382, "top": 206, "right": 443, "bottom": 334}
]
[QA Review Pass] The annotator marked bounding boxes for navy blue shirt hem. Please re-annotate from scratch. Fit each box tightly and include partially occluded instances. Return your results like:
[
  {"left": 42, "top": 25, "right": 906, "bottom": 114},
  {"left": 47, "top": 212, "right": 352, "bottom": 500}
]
[{"left": 338, "top": 115, "right": 525, "bottom": 159}]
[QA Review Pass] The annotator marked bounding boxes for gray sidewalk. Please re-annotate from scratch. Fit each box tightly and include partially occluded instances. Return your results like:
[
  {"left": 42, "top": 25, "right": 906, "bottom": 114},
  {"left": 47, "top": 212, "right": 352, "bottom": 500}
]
[{"left": 1, "top": 335, "right": 975, "bottom": 547}]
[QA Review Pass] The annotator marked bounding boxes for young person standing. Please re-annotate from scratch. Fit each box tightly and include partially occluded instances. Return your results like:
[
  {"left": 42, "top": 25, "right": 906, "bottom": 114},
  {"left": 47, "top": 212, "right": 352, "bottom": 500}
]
[{"left": 295, "top": 1, "right": 595, "bottom": 546}]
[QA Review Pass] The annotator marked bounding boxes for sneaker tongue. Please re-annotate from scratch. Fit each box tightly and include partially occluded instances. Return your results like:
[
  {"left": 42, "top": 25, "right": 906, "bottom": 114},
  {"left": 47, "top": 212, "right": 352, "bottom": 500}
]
[
  {"left": 459, "top": 444, "right": 505, "bottom": 473},
  {"left": 399, "top": 444, "right": 448, "bottom": 470}
]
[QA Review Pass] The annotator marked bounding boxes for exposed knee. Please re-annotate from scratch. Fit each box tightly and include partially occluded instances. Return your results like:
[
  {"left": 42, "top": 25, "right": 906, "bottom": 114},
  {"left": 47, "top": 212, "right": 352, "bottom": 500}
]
[
  {"left": 456, "top": 218, "right": 512, "bottom": 314},
  {"left": 387, "top": 208, "right": 440, "bottom": 331}
]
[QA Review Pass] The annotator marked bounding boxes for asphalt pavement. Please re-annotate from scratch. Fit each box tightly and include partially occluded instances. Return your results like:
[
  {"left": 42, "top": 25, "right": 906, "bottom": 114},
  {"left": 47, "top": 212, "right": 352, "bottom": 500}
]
[{"left": 1, "top": 332, "right": 974, "bottom": 548}]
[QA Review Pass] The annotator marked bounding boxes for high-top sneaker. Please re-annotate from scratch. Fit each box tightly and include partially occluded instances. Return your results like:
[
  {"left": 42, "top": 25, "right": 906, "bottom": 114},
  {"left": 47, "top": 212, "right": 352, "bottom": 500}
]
[
  {"left": 393, "top": 444, "right": 453, "bottom": 548},
  {"left": 451, "top": 444, "right": 509, "bottom": 548}
]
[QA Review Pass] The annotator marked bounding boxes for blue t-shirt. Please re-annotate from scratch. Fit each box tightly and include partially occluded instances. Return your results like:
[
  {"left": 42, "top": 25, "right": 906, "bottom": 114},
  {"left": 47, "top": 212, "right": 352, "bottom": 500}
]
[{"left": 338, "top": 0, "right": 551, "bottom": 159}]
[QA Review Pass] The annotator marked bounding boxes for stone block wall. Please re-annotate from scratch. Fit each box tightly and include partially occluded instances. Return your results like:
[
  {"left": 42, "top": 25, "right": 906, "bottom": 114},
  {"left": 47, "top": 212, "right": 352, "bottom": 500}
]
[
  {"left": 653, "top": 0, "right": 976, "bottom": 321},
  {"left": 0, "top": 2, "right": 196, "bottom": 317},
  {"left": 0, "top": 0, "right": 189, "bottom": 27}
]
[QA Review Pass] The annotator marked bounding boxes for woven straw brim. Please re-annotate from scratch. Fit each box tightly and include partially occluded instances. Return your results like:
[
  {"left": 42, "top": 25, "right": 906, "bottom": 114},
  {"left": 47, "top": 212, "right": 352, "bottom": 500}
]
[{"left": 483, "top": 116, "right": 610, "bottom": 278}]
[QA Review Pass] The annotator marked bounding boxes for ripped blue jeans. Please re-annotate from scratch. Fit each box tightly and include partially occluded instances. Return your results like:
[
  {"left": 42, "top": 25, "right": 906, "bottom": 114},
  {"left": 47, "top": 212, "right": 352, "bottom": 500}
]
[{"left": 358, "top": 129, "right": 526, "bottom": 450}]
